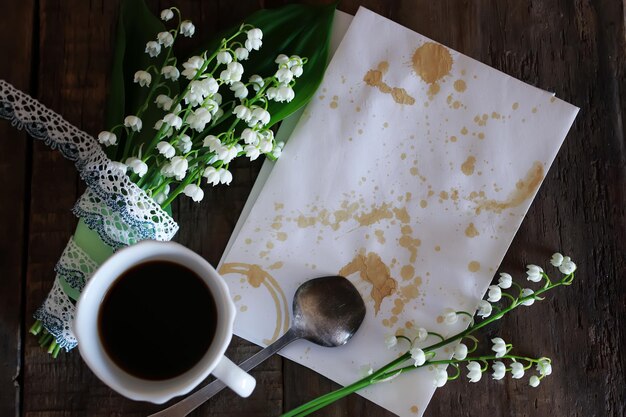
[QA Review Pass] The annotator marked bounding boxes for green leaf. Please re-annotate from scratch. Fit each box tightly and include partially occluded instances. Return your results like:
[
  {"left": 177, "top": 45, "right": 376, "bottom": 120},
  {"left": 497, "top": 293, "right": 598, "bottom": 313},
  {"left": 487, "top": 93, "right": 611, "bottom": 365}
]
[
  {"left": 105, "top": 0, "right": 173, "bottom": 160},
  {"left": 186, "top": 2, "right": 337, "bottom": 128}
]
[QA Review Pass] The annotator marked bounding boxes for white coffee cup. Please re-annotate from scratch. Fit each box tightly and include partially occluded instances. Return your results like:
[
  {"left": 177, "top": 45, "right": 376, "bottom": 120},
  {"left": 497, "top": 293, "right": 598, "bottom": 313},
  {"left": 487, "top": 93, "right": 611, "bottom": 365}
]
[{"left": 74, "top": 240, "right": 256, "bottom": 404}]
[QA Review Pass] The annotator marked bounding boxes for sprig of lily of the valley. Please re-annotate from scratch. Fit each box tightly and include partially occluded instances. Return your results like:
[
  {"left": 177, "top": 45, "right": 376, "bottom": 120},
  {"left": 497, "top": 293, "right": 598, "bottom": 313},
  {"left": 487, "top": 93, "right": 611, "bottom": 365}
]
[{"left": 281, "top": 253, "right": 577, "bottom": 417}]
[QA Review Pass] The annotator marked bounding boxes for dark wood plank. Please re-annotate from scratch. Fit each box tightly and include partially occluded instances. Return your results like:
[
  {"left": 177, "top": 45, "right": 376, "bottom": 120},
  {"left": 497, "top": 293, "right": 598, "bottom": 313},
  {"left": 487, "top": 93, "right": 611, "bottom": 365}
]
[{"left": 0, "top": 2, "right": 35, "bottom": 417}]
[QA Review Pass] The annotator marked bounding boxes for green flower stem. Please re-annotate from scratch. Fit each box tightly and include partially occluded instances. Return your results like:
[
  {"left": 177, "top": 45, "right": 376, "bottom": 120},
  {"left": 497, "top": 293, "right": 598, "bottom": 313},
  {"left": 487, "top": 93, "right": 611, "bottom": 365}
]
[
  {"left": 281, "top": 273, "right": 574, "bottom": 417},
  {"left": 121, "top": 30, "right": 179, "bottom": 161}
]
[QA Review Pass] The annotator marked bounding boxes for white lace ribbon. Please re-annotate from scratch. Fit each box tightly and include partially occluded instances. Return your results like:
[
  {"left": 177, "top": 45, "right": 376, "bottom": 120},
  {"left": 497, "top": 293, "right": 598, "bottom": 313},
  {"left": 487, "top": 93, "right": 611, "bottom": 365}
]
[{"left": 0, "top": 79, "right": 179, "bottom": 350}]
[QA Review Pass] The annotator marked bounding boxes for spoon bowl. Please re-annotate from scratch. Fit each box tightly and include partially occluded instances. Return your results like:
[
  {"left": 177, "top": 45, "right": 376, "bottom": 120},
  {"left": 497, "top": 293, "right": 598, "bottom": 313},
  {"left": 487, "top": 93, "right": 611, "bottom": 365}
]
[{"left": 292, "top": 275, "right": 366, "bottom": 347}]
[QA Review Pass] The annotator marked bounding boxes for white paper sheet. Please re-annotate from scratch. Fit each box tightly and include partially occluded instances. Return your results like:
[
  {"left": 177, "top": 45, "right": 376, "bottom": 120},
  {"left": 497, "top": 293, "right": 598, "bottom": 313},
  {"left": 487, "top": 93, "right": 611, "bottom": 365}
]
[{"left": 219, "top": 7, "right": 578, "bottom": 417}]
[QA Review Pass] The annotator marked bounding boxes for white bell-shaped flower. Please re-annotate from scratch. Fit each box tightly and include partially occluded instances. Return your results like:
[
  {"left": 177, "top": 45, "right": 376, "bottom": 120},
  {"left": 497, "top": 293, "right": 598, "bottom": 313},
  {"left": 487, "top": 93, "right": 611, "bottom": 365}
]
[
  {"left": 125, "top": 157, "right": 148, "bottom": 177},
  {"left": 187, "top": 108, "right": 212, "bottom": 132},
  {"left": 559, "top": 256, "right": 576, "bottom": 274},
  {"left": 466, "top": 361, "right": 482, "bottom": 383},
  {"left": 176, "top": 134, "right": 192, "bottom": 154},
  {"left": 217, "top": 50, "right": 233, "bottom": 65},
  {"left": 180, "top": 20, "right": 195, "bottom": 37},
  {"left": 510, "top": 362, "right": 525, "bottom": 379},
  {"left": 160, "top": 9, "right": 174, "bottom": 22},
  {"left": 203, "top": 166, "right": 220, "bottom": 186},
  {"left": 157, "top": 31, "right": 174, "bottom": 48},
  {"left": 219, "top": 168, "right": 233, "bottom": 185},
  {"left": 492, "top": 361, "right": 506, "bottom": 380},
  {"left": 491, "top": 337, "right": 507, "bottom": 358},
  {"left": 526, "top": 264, "right": 544, "bottom": 282},
  {"left": 529, "top": 375, "right": 541, "bottom": 387},
  {"left": 182, "top": 56, "right": 204, "bottom": 80},
  {"left": 476, "top": 300, "right": 492, "bottom": 318},
  {"left": 235, "top": 47, "right": 249, "bottom": 61},
  {"left": 410, "top": 347, "right": 426, "bottom": 367},
  {"left": 156, "top": 141, "right": 175, "bottom": 158},
  {"left": 97, "top": 131, "right": 117, "bottom": 147},
  {"left": 124, "top": 115, "right": 142, "bottom": 132},
  {"left": 134, "top": 70, "right": 152, "bottom": 87},
  {"left": 163, "top": 113, "right": 183, "bottom": 130},
  {"left": 230, "top": 81, "right": 248, "bottom": 99},
  {"left": 161, "top": 65, "right": 180, "bottom": 81},
  {"left": 487, "top": 285, "right": 502, "bottom": 302},
  {"left": 498, "top": 272, "right": 513, "bottom": 289},
  {"left": 521, "top": 288, "right": 535, "bottom": 306},
  {"left": 183, "top": 184, "right": 204, "bottom": 202},
  {"left": 433, "top": 367, "right": 448, "bottom": 388},
  {"left": 145, "top": 41, "right": 161, "bottom": 57},
  {"left": 550, "top": 252, "right": 564, "bottom": 267},
  {"left": 442, "top": 308, "right": 458, "bottom": 325},
  {"left": 453, "top": 342, "right": 468, "bottom": 360}
]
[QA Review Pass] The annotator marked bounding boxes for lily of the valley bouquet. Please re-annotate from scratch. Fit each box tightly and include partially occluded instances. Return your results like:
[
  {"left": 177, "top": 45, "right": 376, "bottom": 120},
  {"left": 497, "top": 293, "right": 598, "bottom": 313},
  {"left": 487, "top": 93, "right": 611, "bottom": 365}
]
[{"left": 6, "top": 0, "right": 336, "bottom": 356}]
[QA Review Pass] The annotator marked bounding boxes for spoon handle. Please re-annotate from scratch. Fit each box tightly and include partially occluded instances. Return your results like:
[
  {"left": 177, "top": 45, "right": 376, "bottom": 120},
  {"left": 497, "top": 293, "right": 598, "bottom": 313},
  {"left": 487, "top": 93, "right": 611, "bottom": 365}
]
[{"left": 147, "top": 329, "right": 299, "bottom": 417}]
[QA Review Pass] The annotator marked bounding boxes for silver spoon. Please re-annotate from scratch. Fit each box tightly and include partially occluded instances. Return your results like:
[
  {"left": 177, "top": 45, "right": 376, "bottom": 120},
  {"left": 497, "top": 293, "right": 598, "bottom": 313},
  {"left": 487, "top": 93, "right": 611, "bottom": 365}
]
[{"left": 148, "top": 275, "right": 366, "bottom": 417}]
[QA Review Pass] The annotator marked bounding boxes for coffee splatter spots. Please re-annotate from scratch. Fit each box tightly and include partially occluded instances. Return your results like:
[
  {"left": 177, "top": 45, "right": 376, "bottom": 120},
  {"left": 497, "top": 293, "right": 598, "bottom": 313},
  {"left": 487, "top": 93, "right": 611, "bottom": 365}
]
[
  {"left": 411, "top": 42, "right": 453, "bottom": 84},
  {"left": 468, "top": 261, "right": 481, "bottom": 272},
  {"left": 330, "top": 95, "right": 339, "bottom": 109},
  {"left": 276, "top": 232, "right": 287, "bottom": 241},
  {"left": 420, "top": 199, "right": 428, "bottom": 208},
  {"left": 399, "top": 225, "right": 421, "bottom": 263},
  {"left": 339, "top": 251, "right": 397, "bottom": 314},
  {"left": 220, "top": 263, "right": 289, "bottom": 344},
  {"left": 454, "top": 79, "right": 467, "bottom": 92},
  {"left": 411, "top": 405, "right": 419, "bottom": 414},
  {"left": 512, "top": 102, "right": 519, "bottom": 110},
  {"left": 461, "top": 126, "right": 469, "bottom": 135},
  {"left": 393, "top": 207, "right": 410, "bottom": 223},
  {"left": 401, "top": 265, "right": 415, "bottom": 280},
  {"left": 268, "top": 261, "right": 284, "bottom": 270},
  {"left": 375, "top": 229, "right": 386, "bottom": 244},
  {"left": 355, "top": 202, "right": 394, "bottom": 226},
  {"left": 473, "top": 161, "right": 544, "bottom": 214},
  {"left": 240, "top": 305, "right": 248, "bottom": 312},
  {"left": 364, "top": 61, "right": 416, "bottom": 105},
  {"left": 450, "top": 135, "right": 458, "bottom": 142},
  {"left": 465, "top": 222, "right": 479, "bottom": 237},
  {"left": 461, "top": 155, "right": 476, "bottom": 175},
  {"left": 245, "top": 238, "right": 252, "bottom": 244}
]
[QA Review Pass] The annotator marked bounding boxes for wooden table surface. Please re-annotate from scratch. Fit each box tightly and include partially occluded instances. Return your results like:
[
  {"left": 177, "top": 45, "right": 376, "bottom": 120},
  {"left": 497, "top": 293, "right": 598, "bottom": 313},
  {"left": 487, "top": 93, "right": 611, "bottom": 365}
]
[{"left": 1, "top": 0, "right": 625, "bottom": 416}]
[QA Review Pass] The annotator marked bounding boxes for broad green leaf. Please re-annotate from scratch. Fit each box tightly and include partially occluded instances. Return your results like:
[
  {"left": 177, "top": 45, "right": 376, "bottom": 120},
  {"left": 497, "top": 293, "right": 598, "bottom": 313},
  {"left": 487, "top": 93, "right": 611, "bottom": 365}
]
[
  {"left": 187, "top": 2, "right": 337, "bottom": 128},
  {"left": 105, "top": 0, "right": 173, "bottom": 160}
]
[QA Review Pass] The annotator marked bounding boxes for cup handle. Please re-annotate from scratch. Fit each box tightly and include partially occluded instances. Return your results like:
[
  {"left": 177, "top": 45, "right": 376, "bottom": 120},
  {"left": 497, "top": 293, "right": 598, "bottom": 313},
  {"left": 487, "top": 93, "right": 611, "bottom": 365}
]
[{"left": 211, "top": 356, "right": 256, "bottom": 397}]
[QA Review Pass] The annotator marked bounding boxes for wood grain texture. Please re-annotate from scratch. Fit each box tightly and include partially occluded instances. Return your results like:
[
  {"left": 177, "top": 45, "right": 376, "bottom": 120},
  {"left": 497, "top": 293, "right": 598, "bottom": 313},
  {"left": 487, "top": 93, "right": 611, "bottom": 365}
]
[
  {"left": 0, "top": 2, "right": 35, "bottom": 417},
  {"left": 0, "top": 0, "right": 624, "bottom": 416}
]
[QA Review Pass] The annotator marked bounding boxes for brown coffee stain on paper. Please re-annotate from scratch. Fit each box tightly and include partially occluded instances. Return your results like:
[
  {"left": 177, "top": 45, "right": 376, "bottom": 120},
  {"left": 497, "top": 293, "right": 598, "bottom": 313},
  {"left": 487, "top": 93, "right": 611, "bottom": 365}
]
[
  {"left": 412, "top": 42, "right": 453, "bottom": 99},
  {"left": 363, "top": 61, "right": 416, "bottom": 105},
  {"left": 374, "top": 229, "right": 386, "bottom": 244},
  {"left": 473, "top": 161, "right": 544, "bottom": 214},
  {"left": 354, "top": 202, "right": 394, "bottom": 227},
  {"left": 296, "top": 201, "right": 360, "bottom": 231},
  {"left": 461, "top": 156, "right": 476, "bottom": 175},
  {"left": 220, "top": 263, "right": 290, "bottom": 344},
  {"left": 412, "top": 43, "right": 453, "bottom": 83},
  {"left": 339, "top": 251, "right": 397, "bottom": 314},
  {"left": 468, "top": 261, "right": 481, "bottom": 272},
  {"left": 399, "top": 225, "right": 421, "bottom": 263},
  {"left": 465, "top": 222, "right": 479, "bottom": 238},
  {"left": 453, "top": 79, "right": 467, "bottom": 92}
]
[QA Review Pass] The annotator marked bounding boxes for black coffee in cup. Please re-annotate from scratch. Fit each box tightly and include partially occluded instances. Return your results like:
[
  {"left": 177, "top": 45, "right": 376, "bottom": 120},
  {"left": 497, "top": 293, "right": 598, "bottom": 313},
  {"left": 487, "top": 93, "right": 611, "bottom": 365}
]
[{"left": 98, "top": 260, "right": 217, "bottom": 380}]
